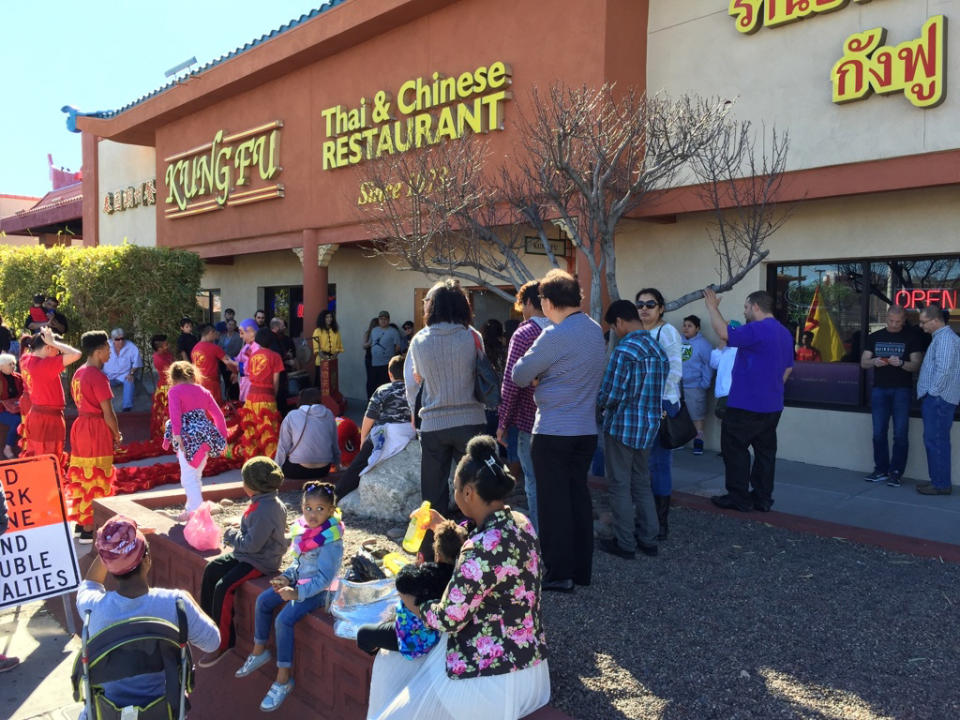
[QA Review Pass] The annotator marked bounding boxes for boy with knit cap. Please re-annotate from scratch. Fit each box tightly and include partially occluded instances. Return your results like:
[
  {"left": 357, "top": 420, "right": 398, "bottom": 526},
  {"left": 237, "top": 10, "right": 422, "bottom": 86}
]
[
  {"left": 76, "top": 515, "right": 220, "bottom": 710},
  {"left": 198, "top": 456, "right": 287, "bottom": 667}
]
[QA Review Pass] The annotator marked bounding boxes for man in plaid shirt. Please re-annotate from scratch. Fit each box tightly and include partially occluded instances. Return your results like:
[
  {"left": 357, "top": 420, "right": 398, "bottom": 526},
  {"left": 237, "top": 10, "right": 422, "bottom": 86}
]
[
  {"left": 597, "top": 300, "right": 668, "bottom": 559},
  {"left": 497, "top": 281, "right": 551, "bottom": 530}
]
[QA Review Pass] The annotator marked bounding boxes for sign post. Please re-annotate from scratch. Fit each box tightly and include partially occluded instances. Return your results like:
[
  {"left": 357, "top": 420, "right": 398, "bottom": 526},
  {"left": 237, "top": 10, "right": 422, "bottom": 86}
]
[{"left": 0, "top": 455, "right": 82, "bottom": 614}]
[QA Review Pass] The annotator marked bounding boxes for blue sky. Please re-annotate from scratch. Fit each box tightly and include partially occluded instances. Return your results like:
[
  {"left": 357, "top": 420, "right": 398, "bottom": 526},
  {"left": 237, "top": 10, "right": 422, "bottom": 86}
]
[{"left": 1, "top": 1, "right": 325, "bottom": 198}]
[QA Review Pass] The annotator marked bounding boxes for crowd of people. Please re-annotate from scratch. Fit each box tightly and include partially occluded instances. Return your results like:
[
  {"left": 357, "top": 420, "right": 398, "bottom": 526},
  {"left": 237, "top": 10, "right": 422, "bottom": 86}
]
[{"left": 1, "top": 279, "right": 957, "bottom": 717}]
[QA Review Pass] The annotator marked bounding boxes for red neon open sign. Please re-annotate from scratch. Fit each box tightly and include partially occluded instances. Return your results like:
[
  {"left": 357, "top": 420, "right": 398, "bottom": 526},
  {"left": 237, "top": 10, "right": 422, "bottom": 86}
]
[{"left": 893, "top": 288, "right": 958, "bottom": 309}]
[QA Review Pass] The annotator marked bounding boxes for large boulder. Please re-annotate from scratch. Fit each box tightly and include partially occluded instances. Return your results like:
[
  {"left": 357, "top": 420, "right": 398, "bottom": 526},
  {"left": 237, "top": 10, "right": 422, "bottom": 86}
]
[{"left": 339, "top": 441, "right": 428, "bottom": 523}]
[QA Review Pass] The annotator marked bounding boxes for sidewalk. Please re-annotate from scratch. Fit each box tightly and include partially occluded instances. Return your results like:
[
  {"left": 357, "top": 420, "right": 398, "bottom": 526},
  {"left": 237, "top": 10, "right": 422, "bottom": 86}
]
[
  {"left": 669, "top": 447, "right": 960, "bottom": 547},
  {"left": 5, "top": 441, "right": 959, "bottom": 719}
]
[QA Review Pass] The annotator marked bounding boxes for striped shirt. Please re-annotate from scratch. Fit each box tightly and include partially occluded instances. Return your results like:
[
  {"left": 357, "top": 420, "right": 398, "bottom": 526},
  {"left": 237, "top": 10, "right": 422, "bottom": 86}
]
[
  {"left": 512, "top": 312, "right": 606, "bottom": 436},
  {"left": 498, "top": 317, "right": 550, "bottom": 434},
  {"left": 598, "top": 329, "right": 669, "bottom": 450},
  {"left": 917, "top": 325, "right": 960, "bottom": 406}
]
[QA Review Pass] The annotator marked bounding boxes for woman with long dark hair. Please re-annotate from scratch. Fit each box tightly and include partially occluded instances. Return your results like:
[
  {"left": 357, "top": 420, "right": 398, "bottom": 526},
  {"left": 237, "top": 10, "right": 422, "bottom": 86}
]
[
  {"left": 404, "top": 279, "right": 486, "bottom": 513},
  {"left": 312, "top": 310, "right": 344, "bottom": 394}
]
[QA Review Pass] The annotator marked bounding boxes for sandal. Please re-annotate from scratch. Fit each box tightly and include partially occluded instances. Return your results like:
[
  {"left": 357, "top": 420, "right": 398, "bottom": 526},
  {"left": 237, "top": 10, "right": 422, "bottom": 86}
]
[{"left": 361, "top": 538, "right": 390, "bottom": 559}]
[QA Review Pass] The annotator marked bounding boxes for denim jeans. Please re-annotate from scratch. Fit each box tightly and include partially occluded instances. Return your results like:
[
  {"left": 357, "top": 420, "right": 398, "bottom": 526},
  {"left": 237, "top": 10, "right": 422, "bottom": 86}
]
[
  {"left": 110, "top": 378, "right": 136, "bottom": 410},
  {"left": 254, "top": 587, "right": 327, "bottom": 668},
  {"left": 517, "top": 430, "right": 538, "bottom": 531},
  {"left": 649, "top": 443, "right": 673, "bottom": 496},
  {"left": 921, "top": 395, "right": 957, "bottom": 490},
  {"left": 0, "top": 411, "right": 20, "bottom": 447},
  {"left": 871, "top": 386, "right": 911, "bottom": 474}
]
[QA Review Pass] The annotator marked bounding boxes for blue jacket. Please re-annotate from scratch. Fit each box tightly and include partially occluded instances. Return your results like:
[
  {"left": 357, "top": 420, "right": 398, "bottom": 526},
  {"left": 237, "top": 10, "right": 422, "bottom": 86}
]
[
  {"left": 681, "top": 332, "right": 714, "bottom": 389},
  {"left": 282, "top": 540, "right": 344, "bottom": 602}
]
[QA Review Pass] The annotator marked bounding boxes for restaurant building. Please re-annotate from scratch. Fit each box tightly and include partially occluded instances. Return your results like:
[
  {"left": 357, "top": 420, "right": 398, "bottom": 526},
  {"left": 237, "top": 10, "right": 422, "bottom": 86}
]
[{"left": 75, "top": 0, "right": 959, "bottom": 479}]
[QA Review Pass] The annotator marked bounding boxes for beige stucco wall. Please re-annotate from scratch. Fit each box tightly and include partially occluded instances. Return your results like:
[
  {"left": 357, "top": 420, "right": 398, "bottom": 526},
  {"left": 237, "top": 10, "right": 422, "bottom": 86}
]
[
  {"left": 201, "top": 244, "right": 560, "bottom": 402},
  {"left": 98, "top": 140, "right": 157, "bottom": 247},
  {"left": 615, "top": 184, "right": 960, "bottom": 479},
  {"left": 647, "top": 0, "right": 960, "bottom": 171}
]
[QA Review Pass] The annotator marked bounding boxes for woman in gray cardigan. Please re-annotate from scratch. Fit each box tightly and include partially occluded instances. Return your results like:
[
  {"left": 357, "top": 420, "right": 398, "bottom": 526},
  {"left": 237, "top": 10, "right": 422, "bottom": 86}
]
[{"left": 404, "top": 279, "right": 486, "bottom": 513}]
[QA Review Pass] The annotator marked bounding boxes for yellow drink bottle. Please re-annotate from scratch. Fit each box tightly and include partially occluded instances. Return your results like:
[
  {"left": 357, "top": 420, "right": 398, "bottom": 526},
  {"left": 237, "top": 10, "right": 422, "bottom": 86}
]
[{"left": 402, "top": 501, "right": 431, "bottom": 553}]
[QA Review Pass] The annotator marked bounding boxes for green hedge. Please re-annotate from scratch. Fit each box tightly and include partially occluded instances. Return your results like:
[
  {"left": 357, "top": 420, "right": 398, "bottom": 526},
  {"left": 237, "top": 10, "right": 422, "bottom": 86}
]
[{"left": 0, "top": 244, "right": 203, "bottom": 353}]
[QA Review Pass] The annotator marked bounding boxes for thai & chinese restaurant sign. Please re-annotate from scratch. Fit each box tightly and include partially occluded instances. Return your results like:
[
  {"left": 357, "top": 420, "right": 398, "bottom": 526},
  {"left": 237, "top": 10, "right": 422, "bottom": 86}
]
[
  {"left": 320, "top": 61, "right": 512, "bottom": 170},
  {"left": 729, "top": 2, "right": 946, "bottom": 109},
  {"left": 163, "top": 121, "right": 283, "bottom": 220}
]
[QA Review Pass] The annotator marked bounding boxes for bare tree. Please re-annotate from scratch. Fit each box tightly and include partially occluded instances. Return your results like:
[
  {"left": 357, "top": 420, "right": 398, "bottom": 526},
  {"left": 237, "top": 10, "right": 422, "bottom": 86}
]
[
  {"left": 357, "top": 137, "right": 558, "bottom": 303},
  {"left": 665, "top": 120, "right": 791, "bottom": 311},
  {"left": 516, "top": 85, "right": 731, "bottom": 318},
  {"left": 357, "top": 84, "right": 789, "bottom": 319}
]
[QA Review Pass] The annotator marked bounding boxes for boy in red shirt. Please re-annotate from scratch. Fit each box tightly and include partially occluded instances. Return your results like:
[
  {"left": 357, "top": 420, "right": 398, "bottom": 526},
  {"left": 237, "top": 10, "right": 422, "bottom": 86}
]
[
  {"left": 66, "top": 331, "right": 121, "bottom": 542},
  {"left": 20, "top": 327, "right": 82, "bottom": 459},
  {"left": 237, "top": 328, "right": 284, "bottom": 460},
  {"left": 191, "top": 324, "right": 237, "bottom": 405}
]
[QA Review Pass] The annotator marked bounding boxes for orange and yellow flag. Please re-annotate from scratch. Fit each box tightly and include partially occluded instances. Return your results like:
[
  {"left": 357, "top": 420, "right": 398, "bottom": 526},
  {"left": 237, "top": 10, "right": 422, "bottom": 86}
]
[{"left": 803, "top": 285, "right": 845, "bottom": 362}]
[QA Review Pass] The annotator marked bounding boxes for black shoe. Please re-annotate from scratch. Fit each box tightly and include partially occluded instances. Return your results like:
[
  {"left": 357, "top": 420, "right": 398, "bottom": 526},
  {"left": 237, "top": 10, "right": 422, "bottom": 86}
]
[
  {"left": 598, "top": 537, "right": 635, "bottom": 559},
  {"left": 711, "top": 494, "right": 752, "bottom": 512},
  {"left": 886, "top": 471, "right": 902, "bottom": 488},
  {"left": 654, "top": 495, "right": 670, "bottom": 541},
  {"left": 752, "top": 499, "right": 773, "bottom": 512},
  {"left": 542, "top": 578, "right": 575, "bottom": 593},
  {"left": 636, "top": 541, "right": 659, "bottom": 557}
]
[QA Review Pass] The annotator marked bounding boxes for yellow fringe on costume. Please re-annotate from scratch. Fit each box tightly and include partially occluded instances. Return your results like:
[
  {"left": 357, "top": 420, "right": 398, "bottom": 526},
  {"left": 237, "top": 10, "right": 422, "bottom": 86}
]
[
  {"left": 237, "top": 400, "right": 280, "bottom": 460},
  {"left": 65, "top": 456, "right": 116, "bottom": 526},
  {"left": 150, "top": 385, "right": 169, "bottom": 440}
]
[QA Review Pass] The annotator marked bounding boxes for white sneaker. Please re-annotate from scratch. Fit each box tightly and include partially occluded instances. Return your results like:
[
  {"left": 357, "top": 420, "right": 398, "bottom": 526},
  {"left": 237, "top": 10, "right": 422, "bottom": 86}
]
[
  {"left": 260, "top": 680, "right": 294, "bottom": 711},
  {"left": 235, "top": 650, "right": 271, "bottom": 678}
]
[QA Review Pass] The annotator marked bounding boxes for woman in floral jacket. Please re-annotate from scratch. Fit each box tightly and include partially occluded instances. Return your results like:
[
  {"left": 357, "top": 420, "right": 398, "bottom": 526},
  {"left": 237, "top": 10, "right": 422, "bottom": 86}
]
[{"left": 367, "top": 435, "right": 550, "bottom": 720}]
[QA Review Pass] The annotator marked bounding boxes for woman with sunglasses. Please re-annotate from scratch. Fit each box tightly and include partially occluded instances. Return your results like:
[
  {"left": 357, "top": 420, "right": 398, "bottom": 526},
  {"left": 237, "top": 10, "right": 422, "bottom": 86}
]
[{"left": 635, "top": 288, "right": 684, "bottom": 540}]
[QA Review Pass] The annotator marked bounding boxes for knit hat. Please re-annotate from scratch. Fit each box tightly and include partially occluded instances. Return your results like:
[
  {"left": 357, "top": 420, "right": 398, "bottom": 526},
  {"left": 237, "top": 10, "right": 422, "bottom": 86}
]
[
  {"left": 241, "top": 456, "right": 284, "bottom": 494},
  {"left": 96, "top": 515, "right": 147, "bottom": 576}
]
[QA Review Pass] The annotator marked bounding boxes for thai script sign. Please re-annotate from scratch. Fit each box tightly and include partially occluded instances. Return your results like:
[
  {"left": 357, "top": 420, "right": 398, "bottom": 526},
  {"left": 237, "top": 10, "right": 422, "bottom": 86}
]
[
  {"left": 0, "top": 456, "right": 81, "bottom": 608},
  {"left": 163, "top": 121, "right": 283, "bottom": 220},
  {"left": 832, "top": 16, "right": 946, "bottom": 108},
  {"left": 103, "top": 179, "right": 156, "bottom": 215},
  {"left": 321, "top": 61, "right": 512, "bottom": 170},
  {"left": 729, "top": 2, "right": 946, "bottom": 109},
  {"left": 729, "top": 0, "right": 874, "bottom": 34}
]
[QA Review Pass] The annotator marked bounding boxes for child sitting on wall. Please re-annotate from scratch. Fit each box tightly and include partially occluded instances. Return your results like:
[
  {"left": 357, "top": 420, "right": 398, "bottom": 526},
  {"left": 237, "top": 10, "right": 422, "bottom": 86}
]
[
  {"left": 234, "top": 481, "right": 345, "bottom": 711},
  {"left": 198, "top": 456, "right": 287, "bottom": 668}
]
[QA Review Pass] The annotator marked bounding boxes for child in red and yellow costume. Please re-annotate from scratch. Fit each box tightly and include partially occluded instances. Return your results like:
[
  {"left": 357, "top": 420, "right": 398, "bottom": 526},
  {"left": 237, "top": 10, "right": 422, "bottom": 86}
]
[
  {"left": 66, "top": 331, "right": 121, "bottom": 543},
  {"left": 236, "top": 324, "right": 283, "bottom": 461},
  {"left": 150, "top": 334, "right": 174, "bottom": 441},
  {"left": 20, "top": 328, "right": 82, "bottom": 461}
]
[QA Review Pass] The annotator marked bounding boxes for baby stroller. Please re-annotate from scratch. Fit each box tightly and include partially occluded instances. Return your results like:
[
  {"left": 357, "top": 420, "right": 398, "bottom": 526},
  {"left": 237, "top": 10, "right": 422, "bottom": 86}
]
[{"left": 71, "top": 599, "right": 194, "bottom": 720}]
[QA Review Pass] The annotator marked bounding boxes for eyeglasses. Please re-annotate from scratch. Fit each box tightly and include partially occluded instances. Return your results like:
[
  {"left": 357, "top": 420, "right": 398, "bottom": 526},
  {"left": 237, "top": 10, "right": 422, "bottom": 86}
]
[
  {"left": 636, "top": 301, "right": 659, "bottom": 309},
  {"left": 114, "top": 336, "right": 125, "bottom": 341}
]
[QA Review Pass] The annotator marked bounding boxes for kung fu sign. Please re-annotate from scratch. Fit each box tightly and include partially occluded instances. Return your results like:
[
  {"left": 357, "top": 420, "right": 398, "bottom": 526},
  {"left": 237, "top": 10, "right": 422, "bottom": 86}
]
[
  {"left": 163, "top": 121, "right": 283, "bottom": 220},
  {"left": 729, "top": 2, "right": 947, "bottom": 108}
]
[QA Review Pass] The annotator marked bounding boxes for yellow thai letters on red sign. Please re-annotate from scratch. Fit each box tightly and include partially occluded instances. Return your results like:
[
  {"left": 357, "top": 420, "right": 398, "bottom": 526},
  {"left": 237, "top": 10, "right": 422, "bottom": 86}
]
[{"left": 832, "top": 16, "right": 946, "bottom": 108}]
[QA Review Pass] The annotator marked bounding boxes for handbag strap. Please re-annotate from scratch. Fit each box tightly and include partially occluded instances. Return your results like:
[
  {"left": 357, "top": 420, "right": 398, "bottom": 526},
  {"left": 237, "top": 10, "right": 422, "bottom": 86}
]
[{"left": 287, "top": 408, "right": 313, "bottom": 457}]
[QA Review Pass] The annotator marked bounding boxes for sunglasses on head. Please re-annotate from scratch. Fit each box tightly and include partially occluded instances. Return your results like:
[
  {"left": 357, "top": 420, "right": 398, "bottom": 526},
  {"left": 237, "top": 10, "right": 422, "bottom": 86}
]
[{"left": 636, "top": 301, "right": 659, "bottom": 309}]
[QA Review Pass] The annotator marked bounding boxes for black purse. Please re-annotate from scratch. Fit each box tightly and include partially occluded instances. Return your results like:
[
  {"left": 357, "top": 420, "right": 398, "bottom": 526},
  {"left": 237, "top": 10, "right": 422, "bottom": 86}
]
[
  {"left": 655, "top": 324, "right": 698, "bottom": 449},
  {"left": 659, "top": 402, "right": 697, "bottom": 449}
]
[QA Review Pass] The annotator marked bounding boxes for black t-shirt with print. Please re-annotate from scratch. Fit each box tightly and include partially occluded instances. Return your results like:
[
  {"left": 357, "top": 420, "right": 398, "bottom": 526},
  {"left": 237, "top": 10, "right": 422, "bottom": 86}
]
[{"left": 866, "top": 328, "right": 922, "bottom": 388}]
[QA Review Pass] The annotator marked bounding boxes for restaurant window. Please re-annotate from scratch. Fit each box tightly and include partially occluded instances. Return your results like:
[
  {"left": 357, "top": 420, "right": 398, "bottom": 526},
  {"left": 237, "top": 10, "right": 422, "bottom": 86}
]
[
  {"left": 196, "top": 288, "right": 221, "bottom": 325},
  {"left": 768, "top": 256, "right": 960, "bottom": 411}
]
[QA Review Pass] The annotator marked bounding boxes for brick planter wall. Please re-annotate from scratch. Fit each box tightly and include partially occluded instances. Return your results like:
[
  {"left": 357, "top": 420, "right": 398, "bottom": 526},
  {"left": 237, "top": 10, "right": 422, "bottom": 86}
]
[
  {"left": 91, "top": 484, "right": 570, "bottom": 720},
  {"left": 92, "top": 482, "right": 374, "bottom": 719}
]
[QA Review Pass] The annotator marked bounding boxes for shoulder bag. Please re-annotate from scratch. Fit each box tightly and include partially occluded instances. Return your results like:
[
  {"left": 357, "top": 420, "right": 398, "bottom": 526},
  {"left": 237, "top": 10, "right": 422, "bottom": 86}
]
[{"left": 656, "top": 325, "right": 697, "bottom": 449}]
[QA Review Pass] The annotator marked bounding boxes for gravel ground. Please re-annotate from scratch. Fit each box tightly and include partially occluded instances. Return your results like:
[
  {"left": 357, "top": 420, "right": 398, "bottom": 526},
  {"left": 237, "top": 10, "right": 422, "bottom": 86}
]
[{"left": 161, "top": 493, "right": 960, "bottom": 720}]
